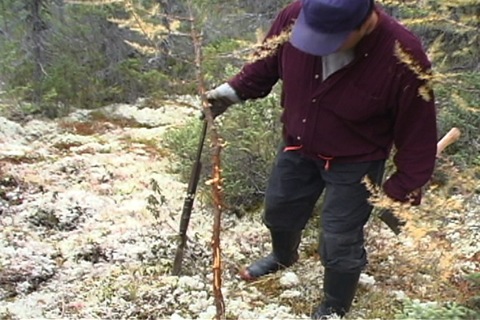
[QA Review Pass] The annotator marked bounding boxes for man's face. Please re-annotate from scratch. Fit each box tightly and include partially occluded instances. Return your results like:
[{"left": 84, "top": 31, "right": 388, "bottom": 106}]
[
  {"left": 336, "top": 10, "right": 377, "bottom": 53},
  {"left": 337, "top": 29, "right": 365, "bottom": 52}
]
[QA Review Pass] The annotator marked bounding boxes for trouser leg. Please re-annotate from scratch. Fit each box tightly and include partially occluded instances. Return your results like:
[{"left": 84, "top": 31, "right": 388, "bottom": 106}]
[
  {"left": 240, "top": 229, "right": 302, "bottom": 281},
  {"left": 312, "top": 160, "right": 385, "bottom": 318},
  {"left": 240, "top": 146, "right": 324, "bottom": 281},
  {"left": 263, "top": 146, "right": 325, "bottom": 231},
  {"left": 312, "top": 269, "right": 361, "bottom": 319}
]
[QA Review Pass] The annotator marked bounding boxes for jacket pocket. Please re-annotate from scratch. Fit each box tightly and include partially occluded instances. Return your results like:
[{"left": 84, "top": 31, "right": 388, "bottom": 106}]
[{"left": 323, "top": 83, "right": 388, "bottom": 123}]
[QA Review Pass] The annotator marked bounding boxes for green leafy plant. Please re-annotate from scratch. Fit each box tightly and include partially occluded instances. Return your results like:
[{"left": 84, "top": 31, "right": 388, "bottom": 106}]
[
  {"left": 395, "top": 299, "right": 479, "bottom": 320},
  {"left": 146, "top": 178, "right": 167, "bottom": 221},
  {"left": 164, "top": 94, "right": 282, "bottom": 216}
]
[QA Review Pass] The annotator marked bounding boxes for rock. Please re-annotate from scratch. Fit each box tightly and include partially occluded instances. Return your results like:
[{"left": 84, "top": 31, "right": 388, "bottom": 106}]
[
  {"left": 51, "top": 134, "right": 97, "bottom": 150},
  {"left": 64, "top": 109, "right": 92, "bottom": 123},
  {"left": 70, "top": 142, "right": 108, "bottom": 154},
  {"left": 23, "top": 189, "right": 114, "bottom": 232},
  {"left": 0, "top": 117, "right": 25, "bottom": 143},
  {"left": 280, "top": 289, "right": 302, "bottom": 298},
  {"left": 279, "top": 271, "right": 300, "bottom": 287},
  {"left": 97, "top": 102, "right": 195, "bottom": 128},
  {"left": 197, "top": 305, "right": 217, "bottom": 319},
  {"left": 170, "top": 313, "right": 186, "bottom": 320},
  {"left": 359, "top": 273, "right": 376, "bottom": 287},
  {"left": 0, "top": 238, "right": 58, "bottom": 299},
  {"left": 392, "top": 290, "right": 408, "bottom": 300},
  {"left": 0, "top": 143, "right": 33, "bottom": 159},
  {"left": 23, "top": 119, "right": 59, "bottom": 142},
  {"left": 177, "top": 276, "right": 206, "bottom": 291}
]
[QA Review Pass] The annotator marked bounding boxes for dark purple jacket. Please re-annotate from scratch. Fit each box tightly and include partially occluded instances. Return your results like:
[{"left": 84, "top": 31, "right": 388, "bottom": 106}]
[{"left": 228, "top": 1, "right": 437, "bottom": 203}]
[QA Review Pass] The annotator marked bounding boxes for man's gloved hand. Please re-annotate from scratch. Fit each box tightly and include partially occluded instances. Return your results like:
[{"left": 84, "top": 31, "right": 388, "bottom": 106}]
[
  {"left": 383, "top": 178, "right": 422, "bottom": 206},
  {"left": 203, "top": 83, "right": 241, "bottom": 118}
]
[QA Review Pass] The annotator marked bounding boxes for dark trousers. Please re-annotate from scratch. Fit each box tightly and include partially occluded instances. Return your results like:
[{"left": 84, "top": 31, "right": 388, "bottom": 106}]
[{"left": 263, "top": 146, "right": 385, "bottom": 273}]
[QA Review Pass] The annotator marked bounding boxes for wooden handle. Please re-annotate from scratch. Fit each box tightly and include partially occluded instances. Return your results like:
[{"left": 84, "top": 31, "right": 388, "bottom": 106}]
[{"left": 437, "top": 127, "right": 461, "bottom": 157}]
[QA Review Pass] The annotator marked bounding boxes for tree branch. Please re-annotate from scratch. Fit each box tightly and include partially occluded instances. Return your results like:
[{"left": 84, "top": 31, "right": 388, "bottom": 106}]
[{"left": 187, "top": 2, "right": 225, "bottom": 319}]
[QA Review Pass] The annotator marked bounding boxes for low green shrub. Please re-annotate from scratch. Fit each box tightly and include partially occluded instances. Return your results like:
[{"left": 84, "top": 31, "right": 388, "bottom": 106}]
[
  {"left": 435, "top": 71, "right": 480, "bottom": 168},
  {"left": 395, "top": 299, "right": 479, "bottom": 320},
  {"left": 164, "top": 94, "right": 282, "bottom": 216}
]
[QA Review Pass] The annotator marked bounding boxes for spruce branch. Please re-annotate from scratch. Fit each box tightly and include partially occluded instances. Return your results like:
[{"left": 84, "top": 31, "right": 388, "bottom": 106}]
[{"left": 186, "top": 2, "right": 225, "bottom": 319}]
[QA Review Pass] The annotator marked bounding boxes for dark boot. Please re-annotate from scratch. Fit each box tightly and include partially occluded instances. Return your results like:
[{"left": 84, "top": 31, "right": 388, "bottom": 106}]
[
  {"left": 239, "top": 230, "right": 301, "bottom": 281},
  {"left": 311, "top": 269, "right": 361, "bottom": 319}
]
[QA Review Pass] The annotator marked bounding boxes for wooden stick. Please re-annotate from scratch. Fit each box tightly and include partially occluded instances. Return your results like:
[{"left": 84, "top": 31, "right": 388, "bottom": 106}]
[
  {"left": 436, "top": 127, "right": 461, "bottom": 157},
  {"left": 187, "top": 4, "right": 225, "bottom": 319},
  {"left": 379, "top": 127, "right": 462, "bottom": 235}
]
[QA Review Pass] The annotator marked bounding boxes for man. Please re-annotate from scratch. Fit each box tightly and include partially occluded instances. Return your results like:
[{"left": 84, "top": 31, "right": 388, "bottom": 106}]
[{"left": 206, "top": 0, "right": 437, "bottom": 318}]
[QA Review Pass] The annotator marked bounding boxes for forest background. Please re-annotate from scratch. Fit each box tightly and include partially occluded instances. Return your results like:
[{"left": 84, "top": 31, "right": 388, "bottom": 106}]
[{"left": 0, "top": 0, "right": 479, "bottom": 319}]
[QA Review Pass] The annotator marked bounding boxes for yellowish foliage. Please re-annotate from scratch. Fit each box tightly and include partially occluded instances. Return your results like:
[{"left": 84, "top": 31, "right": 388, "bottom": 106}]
[
  {"left": 246, "top": 25, "right": 293, "bottom": 63},
  {"left": 65, "top": 0, "right": 123, "bottom": 4},
  {"left": 402, "top": 15, "right": 476, "bottom": 32},
  {"left": 394, "top": 41, "right": 434, "bottom": 102},
  {"left": 71, "top": 0, "right": 181, "bottom": 53},
  {"left": 123, "top": 40, "right": 157, "bottom": 55},
  {"left": 364, "top": 165, "right": 479, "bottom": 287},
  {"left": 452, "top": 92, "right": 480, "bottom": 113}
]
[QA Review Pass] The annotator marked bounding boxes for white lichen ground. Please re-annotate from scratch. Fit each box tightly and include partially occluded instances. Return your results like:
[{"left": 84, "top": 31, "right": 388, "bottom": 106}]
[{"left": 0, "top": 101, "right": 478, "bottom": 319}]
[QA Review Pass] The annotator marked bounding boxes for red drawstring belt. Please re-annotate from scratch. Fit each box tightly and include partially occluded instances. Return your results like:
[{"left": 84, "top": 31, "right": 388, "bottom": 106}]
[
  {"left": 283, "top": 145, "right": 334, "bottom": 171},
  {"left": 283, "top": 145, "right": 303, "bottom": 152},
  {"left": 317, "top": 154, "right": 334, "bottom": 171}
]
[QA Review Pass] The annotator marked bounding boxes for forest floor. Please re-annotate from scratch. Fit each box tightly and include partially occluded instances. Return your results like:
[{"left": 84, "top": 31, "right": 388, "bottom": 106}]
[{"left": 0, "top": 100, "right": 479, "bottom": 319}]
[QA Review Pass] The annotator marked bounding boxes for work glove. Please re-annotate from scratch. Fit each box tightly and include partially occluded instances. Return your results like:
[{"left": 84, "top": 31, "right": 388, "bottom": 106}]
[{"left": 203, "top": 83, "right": 241, "bottom": 118}]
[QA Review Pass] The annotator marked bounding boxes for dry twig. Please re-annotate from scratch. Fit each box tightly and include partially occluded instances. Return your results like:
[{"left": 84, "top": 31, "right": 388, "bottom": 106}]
[{"left": 187, "top": 3, "right": 226, "bottom": 319}]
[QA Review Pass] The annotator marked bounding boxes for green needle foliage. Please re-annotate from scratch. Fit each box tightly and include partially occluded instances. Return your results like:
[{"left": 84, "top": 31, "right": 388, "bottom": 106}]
[{"left": 164, "top": 94, "right": 282, "bottom": 216}]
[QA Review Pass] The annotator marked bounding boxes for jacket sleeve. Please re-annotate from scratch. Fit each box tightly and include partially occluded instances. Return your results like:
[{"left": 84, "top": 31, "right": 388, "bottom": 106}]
[
  {"left": 227, "top": 2, "right": 299, "bottom": 100},
  {"left": 383, "top": 52, "right": 438, "bottom": 205}
]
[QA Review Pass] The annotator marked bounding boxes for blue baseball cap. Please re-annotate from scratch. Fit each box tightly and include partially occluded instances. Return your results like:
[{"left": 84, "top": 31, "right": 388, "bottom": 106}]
[{"left": 290, "top": 0, "right": 374, "bottom": 56}]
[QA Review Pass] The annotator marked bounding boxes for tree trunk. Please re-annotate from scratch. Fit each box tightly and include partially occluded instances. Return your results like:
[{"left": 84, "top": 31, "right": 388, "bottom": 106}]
[
  {"left": 27, "top": 0, "right": 48, "bottom": 104},
  {"left": 0, "top": 0, "right": 9, "bottom": 36}
]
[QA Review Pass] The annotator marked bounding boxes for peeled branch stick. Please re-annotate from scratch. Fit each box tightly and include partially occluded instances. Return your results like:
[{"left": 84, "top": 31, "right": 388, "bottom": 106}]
[
  {"left": 378, "top": 127, "right": 462, "bottom": 235},
  {"left": 436, "top": 127, "right": 461, "bottom": 157},
  {"left": 187, "top": 3, "right": 225, "bottom": 319}
]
